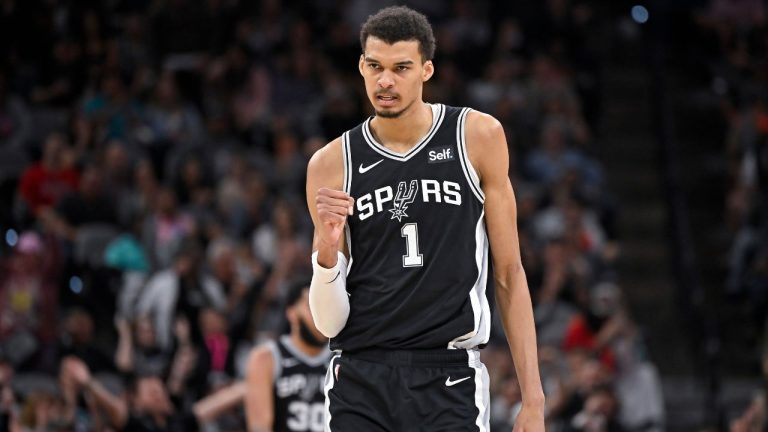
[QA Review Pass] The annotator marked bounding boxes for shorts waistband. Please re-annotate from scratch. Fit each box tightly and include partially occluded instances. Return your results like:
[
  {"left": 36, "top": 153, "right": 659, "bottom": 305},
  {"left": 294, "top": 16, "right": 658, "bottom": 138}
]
[{"left": 341, "top": 348, "right": 474, "bottom": 367}]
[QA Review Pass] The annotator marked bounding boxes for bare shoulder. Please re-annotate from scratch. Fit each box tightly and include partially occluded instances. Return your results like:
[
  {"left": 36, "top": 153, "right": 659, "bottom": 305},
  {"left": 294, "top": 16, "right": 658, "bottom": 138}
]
[
  {"left": 307, "top": 136, "right": 344, "bottom": 190},
  {"left": 246, "top": 344, "right": 274, "bottom": 373},
  {"left": 464, "top": 110, "right": 508, "bottom": 180},
  {"left": 465, "top": 110, "right": 505, "bottom": 141}
]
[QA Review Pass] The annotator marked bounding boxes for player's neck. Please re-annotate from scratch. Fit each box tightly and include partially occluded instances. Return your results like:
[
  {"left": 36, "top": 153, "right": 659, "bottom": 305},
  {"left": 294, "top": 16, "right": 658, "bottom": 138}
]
[
  {"left": 370, "top": 100, "right": 433, "bottom": 153},
  {"left": 290, "top": 332, "right": 325, "bottom": 356}
]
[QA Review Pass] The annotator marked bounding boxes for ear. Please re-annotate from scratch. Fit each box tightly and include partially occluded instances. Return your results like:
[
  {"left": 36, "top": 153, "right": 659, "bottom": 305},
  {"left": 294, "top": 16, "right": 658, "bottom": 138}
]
[
  {"left": 286, "top": 306, "right": 296, "bottom": 325},
  {"left": 422, "top": 60, "right": 434, "bottom": 82},
  {"left": 359, "top": 54, "right": 366, "bottom": 77}
]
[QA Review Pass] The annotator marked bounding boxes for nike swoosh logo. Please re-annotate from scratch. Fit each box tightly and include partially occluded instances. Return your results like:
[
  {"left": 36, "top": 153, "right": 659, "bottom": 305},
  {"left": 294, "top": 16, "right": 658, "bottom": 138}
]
[
  {"left": 358, "top": 159, "right": 384, "bottom": 174},
  {"left": 445, "top": 376, "right": 471, "bottom": 387}
]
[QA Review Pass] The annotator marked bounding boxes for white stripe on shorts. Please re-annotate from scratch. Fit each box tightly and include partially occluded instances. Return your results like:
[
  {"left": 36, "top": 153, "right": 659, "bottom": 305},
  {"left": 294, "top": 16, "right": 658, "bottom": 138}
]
[
  {"left": 323, "top": 353, "right": 341, "bottom": 432},
  {"left": 469, "top": 349, "right": 490, "bottom": 432}
]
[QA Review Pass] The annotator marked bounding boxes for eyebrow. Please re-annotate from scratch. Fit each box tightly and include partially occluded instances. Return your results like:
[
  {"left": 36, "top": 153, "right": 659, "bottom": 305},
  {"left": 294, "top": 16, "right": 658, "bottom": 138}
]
[{"left": 364, "top": 57, "right": 415, "bottom": 66}]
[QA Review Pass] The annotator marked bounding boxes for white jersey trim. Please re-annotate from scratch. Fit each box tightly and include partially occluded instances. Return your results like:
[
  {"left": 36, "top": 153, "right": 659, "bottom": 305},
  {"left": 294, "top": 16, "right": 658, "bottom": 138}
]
[
  {"left": 265, "top": 339, "right": 282, "bottom": 380},
  {"left": 361, "top": 103, "right": 445, "bottom": 161},
  {"left": 449, "top": 210, "right": 490, "bottom": 349},
  {"left": 342, "top": 131, "right": 354, "bottom": 273},
  {"left": 279, "top": 335, "right": 332, "bottom": 367},
  {"left": 456, "top": 108, "right": 485, "bottom": 203},
  {"left": 323, "top": 354, "right": 342, "bottom": 432},
  {"left": 341, "top": 131, "right": 351, "bottom": 194}
]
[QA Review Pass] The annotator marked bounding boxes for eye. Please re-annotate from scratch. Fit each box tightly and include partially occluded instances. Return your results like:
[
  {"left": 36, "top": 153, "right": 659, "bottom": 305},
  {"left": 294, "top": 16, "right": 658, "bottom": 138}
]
[
  {"left": 397, "top": 66, "right": 410, "bottom": 71},
  {"left": 368, "top": 63, "right": 381, "bottom": 70}
]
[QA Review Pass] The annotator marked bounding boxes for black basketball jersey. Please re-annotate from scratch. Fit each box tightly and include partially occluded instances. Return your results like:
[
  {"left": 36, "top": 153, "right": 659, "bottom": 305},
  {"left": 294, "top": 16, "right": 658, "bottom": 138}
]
[
  {"left": 268, "top": 336, "right": 331, "bottom": 432},
  {"left": 332, "top": 103, "right": 491, "bottom": 352}
]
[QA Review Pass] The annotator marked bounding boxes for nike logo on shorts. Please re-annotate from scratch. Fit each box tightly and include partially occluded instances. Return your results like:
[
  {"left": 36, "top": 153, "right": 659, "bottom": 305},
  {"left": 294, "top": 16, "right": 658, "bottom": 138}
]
[
  {"left": 359, "top": 159, "right": 384, "bottom": 174},
  {"left": 445, "top": 376, "right": 471, "bottom": 387}
]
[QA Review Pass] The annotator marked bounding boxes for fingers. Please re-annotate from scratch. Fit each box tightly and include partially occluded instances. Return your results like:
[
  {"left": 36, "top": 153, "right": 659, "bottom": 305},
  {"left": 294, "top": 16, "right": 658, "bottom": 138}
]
[
  {"left": 317, "top": 203, "right": 352, "bottom": 216},
  {"left": 317, "top": 188, "right": 354, "bottom": 215},
  {"left": 317, "top": 187, "right": 351, "bottom": 200},
  {"left": 317, "top": 207, "right": 347, "bottom": 226}
]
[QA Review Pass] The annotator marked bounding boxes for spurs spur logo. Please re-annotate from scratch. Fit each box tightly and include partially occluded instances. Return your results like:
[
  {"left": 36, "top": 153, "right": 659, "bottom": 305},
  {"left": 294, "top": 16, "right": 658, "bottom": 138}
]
[{"left": 389, "top": 180, "right": 418, "bottom": 222}]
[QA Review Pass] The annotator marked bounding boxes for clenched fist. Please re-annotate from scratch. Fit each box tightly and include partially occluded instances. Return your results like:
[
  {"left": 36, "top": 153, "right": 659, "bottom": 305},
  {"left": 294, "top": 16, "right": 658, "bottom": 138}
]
[{"left": 315, "top": 187, "right": 354, "bottom": 249}]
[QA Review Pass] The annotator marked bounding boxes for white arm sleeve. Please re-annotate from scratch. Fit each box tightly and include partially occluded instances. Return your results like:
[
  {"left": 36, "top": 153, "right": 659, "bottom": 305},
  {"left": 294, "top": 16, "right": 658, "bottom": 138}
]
[{"left": 309, "top": 251, "right": 349, "bottom": 338}]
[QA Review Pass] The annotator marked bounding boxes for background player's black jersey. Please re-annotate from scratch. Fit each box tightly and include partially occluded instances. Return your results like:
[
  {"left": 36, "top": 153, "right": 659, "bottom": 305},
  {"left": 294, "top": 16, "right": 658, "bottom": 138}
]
[
  {"left": 267, "top": 336, "right": 331, "bottom": 432},
  {"left": 332, "top": 104, "right": 491, "bottom": 352}
]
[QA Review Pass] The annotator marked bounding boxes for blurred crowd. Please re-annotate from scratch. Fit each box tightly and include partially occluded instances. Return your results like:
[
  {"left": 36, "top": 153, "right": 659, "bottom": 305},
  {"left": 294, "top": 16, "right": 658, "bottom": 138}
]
[
  {"left": 0, "top": 0, "right": 664, "bottom": 431},
  {"left": 685, "top": 0, "right": 768, "bottom": 430}
]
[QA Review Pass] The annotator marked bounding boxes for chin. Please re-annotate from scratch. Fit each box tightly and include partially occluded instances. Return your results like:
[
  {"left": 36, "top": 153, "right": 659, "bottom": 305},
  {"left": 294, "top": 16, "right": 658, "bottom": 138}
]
[{"left": 375, "top": 108, "right": 405, "bottom": 118}]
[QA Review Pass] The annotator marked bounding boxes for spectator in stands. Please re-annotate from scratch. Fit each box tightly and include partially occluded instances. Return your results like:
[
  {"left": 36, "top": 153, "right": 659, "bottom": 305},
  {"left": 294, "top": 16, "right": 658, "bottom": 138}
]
[
  {"left": 141, "top": 185, "right": 195, "bottom": 271},
  {"left": 272, "top": 129, "right": 308, "bottom": 197},
  {"left": 118, "top": 158, "right": 159, "bottom": 228},
  {"left": 145, "top": 71, "right": 205, "bottom": 149},
  {"left": 199, "top": 308, "right": 231, "bottom": 376},
  {"left": 57, "top": 307, "right": 114, "bottom": 374},
  {"left": 135, "top": 239, "right": 226, "bottom": 350},
  {"left": 562, "top": 283, "right": 627, "bottom": 371},
  {"left": 215, "top": 154, "right": 252, "bottom": 238},
  {"left": 525, "top": 120, "right": 602, "bottom": 189},
  {"left": 80, "top": 68, "right": 145, "bottom": 143},
  {"left": 566, "top": 386, "right": 625, "bottom": 432},
  {"left": 40, "top": 165, "right": 119, "bottom": 243},
  {"left": 101, "top": 139, "right": 134, "bottom": 197},
  {"left": 114, "top": 316, "right": 171, "bottom": 377},
  {"left": 18, "top": 391, "right": 69, "bottom": 432},
  {"left": 547, "top": 351, "right": 615, "bottom": 428},
  {"left": 253, "top": 199, "right": 311, "bottom": 332},
  {"left": 18, "top": 132, "right": 79, "bottom": 217},
  {"left": 173, "top": 153, "right": 214, "bottom": 213},
  {"left": 0, "top": 231, "right": 60, "bottom": 372}
]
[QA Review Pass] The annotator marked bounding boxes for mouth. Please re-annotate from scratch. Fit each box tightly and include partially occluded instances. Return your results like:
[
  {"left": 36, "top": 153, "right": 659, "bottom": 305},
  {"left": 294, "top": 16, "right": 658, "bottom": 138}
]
[{"left": 376, "top": 94, "right": 398, "bottom": 107}]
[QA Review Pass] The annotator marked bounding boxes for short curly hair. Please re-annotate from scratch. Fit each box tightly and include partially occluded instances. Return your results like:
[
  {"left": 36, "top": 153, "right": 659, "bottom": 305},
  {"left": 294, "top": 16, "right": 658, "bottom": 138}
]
[{"left": 360, "top": 6, "right": 436, "bottom": 62}]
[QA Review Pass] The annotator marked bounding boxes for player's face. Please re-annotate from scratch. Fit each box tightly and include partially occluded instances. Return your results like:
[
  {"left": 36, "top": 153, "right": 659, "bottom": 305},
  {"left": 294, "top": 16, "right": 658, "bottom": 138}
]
[{"left": 359, "top": 37, "right": 434, "bottom": 119}]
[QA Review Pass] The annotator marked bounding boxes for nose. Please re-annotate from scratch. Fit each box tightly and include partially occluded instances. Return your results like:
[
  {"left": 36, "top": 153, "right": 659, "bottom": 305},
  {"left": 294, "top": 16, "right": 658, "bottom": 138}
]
[{"left": 377, "top": 70, "right": 394, "bottom": 89}]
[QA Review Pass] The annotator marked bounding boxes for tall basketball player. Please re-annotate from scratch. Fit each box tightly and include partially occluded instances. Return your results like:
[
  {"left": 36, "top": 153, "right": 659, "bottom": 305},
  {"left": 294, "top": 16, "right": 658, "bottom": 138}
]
[
  {"left": 245, "top": 281, "right": 331, "bottom": 432},
  {"left": 306, "top": 6, "right": 545, "bottom": 431}
]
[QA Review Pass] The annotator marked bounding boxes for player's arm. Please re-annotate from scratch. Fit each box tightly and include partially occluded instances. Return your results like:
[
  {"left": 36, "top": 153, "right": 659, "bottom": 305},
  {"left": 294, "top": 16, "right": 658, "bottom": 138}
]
[
  {"left": 305, "top": 138, "right": 354, "bottom": 338},
  {"left": 466, "top": 111, "right": 545, "bottom": 431},
  {"left": 244, "top": 346, "right": 275, "bottom": 432},
  {"left": 193, "top": 381, "right": 246, "bottom": 424}
]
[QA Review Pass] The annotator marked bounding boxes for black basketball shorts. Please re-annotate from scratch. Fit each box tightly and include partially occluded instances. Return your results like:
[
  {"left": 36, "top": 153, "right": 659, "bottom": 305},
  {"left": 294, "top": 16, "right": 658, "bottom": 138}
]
[{"left": 323, "top": 348, "right": 490, "bottom": 432}]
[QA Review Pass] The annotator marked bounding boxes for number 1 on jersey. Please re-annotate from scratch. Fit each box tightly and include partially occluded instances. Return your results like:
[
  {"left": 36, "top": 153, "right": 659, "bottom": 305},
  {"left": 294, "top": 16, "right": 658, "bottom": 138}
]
[{"left": 401, "top": 223, "right": 423, "bottom": 267}]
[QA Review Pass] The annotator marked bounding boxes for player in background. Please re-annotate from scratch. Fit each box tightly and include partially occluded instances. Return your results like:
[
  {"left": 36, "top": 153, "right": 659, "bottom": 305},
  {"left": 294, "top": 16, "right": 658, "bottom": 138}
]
[{"left": 245, "top": 280, "right": 331, "bottom": 432}]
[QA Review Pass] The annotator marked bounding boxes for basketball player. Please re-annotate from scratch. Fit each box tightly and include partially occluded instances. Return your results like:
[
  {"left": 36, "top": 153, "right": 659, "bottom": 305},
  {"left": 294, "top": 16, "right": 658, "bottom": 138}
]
[
  {"left": 245, "top": 281, "right": 331, "bottom": 432},
  {"left": 306, "top": 6, "right": 545, "bottom": 432}
]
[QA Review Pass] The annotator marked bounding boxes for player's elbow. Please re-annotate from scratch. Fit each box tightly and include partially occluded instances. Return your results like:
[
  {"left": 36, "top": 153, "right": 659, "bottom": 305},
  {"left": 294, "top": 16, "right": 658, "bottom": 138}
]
[
  {"left": 494, "top": 262, "right": 526, "bottom": 292},
  {"left": 316, "top": 323, "right": 343, "bottom": 339},
  {"left": 309, "top": 302, "right": 349, "bottom": 338},
  {"left": 498, "top": 261, "right": 525, "bottom": 278}
]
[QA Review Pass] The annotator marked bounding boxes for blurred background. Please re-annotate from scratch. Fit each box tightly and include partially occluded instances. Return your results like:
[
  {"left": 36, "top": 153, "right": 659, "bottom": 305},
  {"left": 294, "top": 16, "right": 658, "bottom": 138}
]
[{"left": 0, "top": 0, "right": 765, "bottom": 431}]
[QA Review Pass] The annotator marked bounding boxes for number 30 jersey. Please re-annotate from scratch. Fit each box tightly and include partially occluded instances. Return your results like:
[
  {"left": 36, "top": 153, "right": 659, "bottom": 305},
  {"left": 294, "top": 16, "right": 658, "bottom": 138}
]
[
  {"left": 268, "top": 336, "right": 331, "bottom": 432},
  {"left": 332, "top": 104, "right": 491, "bottom": 352}
]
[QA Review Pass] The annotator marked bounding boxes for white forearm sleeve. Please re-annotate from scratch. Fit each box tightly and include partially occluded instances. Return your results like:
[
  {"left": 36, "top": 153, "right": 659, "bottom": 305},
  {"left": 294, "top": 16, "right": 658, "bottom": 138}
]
[{"left": 309, "top": 251, "right": 349, "bottom": 338}]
